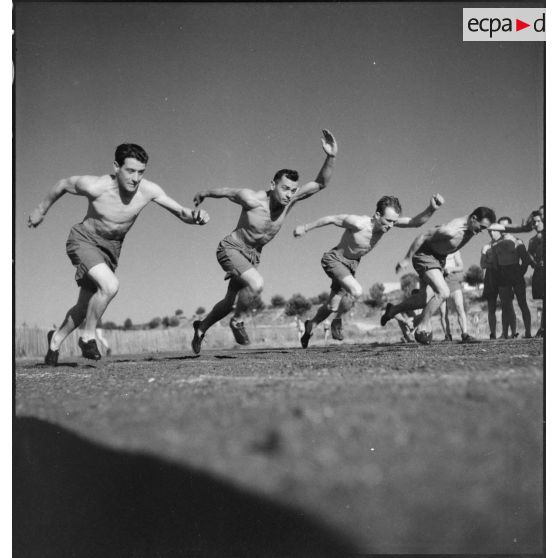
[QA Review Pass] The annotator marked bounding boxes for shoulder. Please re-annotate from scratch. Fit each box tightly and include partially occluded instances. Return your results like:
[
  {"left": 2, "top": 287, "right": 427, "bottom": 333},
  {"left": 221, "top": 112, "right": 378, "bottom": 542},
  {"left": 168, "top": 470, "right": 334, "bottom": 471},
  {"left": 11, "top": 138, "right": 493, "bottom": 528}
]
[
  {"left": 139, "top": 178, "right": 164, "bottom": 198},
  {"left": 74, "top": 174, "right": 109, "bottom": 195}
]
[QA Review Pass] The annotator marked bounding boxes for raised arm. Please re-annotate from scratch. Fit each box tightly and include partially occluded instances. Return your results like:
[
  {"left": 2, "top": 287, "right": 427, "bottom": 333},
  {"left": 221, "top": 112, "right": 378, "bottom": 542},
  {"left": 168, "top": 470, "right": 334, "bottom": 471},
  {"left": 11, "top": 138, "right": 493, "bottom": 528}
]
[
  {"left": 293, "top": 214, "right": 362, "bottom": 238},
  {"left": 151, "top": 184, "right": 209, "bottom": 225},
  {"left": 28, "top": 175, "right": 91, "bottom": 228},
  {"left": 394, "top": 194, "right": 444, "bottom": 228},
  {"left": 290, "top": 130, "right": 338, "bottom": 204},
  {"left": 193, "top": 187, "right": 260, "bottom": 210}
]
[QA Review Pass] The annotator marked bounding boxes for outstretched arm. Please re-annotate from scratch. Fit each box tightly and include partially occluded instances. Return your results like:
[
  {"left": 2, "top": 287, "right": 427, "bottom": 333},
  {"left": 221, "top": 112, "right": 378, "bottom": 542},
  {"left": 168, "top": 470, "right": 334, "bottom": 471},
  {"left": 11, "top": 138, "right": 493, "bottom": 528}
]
[
  {"left": 152, "top": 186, "right": 209, "bottom": 225},
  {"left": 489, "top": 212, "right": 534, "bottom": 234},
  {"left": 193, "top": 187, "right": 260, "bottom": 210},
  {"left": 28, "top": 175, "right": 89, "bottom": 228},
  {"left": 394, "top": 194, "right": 444, "bottom": 228},
  {"left": 290, "top": 130, "right": 338, "bottom": 204},
  {"left": 293, "top": 214, "right": 362, "bottom": 238}
]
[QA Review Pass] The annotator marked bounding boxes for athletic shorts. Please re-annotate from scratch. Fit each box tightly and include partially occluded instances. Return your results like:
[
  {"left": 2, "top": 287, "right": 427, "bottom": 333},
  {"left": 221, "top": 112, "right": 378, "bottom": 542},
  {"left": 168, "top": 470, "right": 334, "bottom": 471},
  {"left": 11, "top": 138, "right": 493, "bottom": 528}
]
[
  {"left": 66, "top": 223, "right": 123, "bottom": 290},
  {"left": 445, "top": 271, "right": 464, "bottom": 293},
  {"left": 532, "top": 266, "right": 545, "bottom": 300},
  {"left": 412, "top": 250, "right": 446, "bottom": 277},
  {"left": 321, "top": 249, "right": 360, "bottom": 293},
  {"left": 216, "top": 234, "right": 262, "bottom": 281},
  {"left": 496, "top": 264, "right": 525, "bottom": 288},
  {"left": 482, "top": 268, "right": 498, "bottom": 299}
]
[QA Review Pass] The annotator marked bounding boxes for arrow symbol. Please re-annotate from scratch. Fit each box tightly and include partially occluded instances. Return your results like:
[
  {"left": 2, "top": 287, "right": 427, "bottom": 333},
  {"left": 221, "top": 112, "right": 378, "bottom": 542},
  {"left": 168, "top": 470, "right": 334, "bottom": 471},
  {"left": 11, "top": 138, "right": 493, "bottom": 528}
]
[{"left": 516, "top": 19, "right": 530, "bottom": 31}]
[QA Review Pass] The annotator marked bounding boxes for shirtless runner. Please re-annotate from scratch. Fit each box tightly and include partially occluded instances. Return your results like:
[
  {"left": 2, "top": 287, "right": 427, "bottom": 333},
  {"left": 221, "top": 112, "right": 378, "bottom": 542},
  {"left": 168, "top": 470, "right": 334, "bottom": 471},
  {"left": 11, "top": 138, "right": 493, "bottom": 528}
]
[
  {"left": 190, "top": 130, "right": 338, "bottom": 353},
  {"left": 28, "top": 143, "right": 209, "bottom": 365},
  {"left": 380, "top": 207, "right": 532, "bottom": 344},
  {"left": 293, "top": 194, "right": 444, "bottom": 347}
]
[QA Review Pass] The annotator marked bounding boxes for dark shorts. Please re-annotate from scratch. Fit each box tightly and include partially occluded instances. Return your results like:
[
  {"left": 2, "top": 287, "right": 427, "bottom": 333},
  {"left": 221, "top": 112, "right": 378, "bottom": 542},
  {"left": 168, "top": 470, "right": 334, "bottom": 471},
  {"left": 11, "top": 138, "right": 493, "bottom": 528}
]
[
  {"left": 66, "top": 223, "right": 123, "bottom": 290},
  {"left": 496, "top": 264, "right": 525, "bottom": 288},
  {"left": 216, "top": 234, "right": 262, "bottom": 281},
  {"left": 445, "top": 271, "right": 464, "bottom": 294},
  {"left": 532, "top": 266, "right": 545, "bottom": 299},
  {"left": 321, "top": 250, "right": 360, "bottom": 293},
  {"left": 412, "top": 251, "right": 446, "bottom": 277},
  {"left": 482, "top": 268, "right": 498, "bottom": 299}
]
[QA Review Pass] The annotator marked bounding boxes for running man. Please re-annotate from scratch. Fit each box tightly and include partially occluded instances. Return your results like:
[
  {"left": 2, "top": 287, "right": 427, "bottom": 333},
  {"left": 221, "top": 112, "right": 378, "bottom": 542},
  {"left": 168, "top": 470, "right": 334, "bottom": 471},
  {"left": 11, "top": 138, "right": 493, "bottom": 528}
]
[
  {"left": 380, "top": 207, "right": 531, "bottom": 344},
  {"left": 480, "top": 229, "right": 502, "bottom": 339},
  {"left": 528, "top": 211, "right": 544, "bottom": 337},
  {"left": 28, "top": 143, "right": 209, "bottom": 365},
  {"left": 190, "top": 130, "right": 338, "bottom": 353},
  {"left": 438, "top": 250, "right": 472, "bottom": 342},
  {"left": 492, "top": 216, "right": 531, "bottom": 338},
  {"left": 293, "top": 194, "right": 444, "bottom": 348}
]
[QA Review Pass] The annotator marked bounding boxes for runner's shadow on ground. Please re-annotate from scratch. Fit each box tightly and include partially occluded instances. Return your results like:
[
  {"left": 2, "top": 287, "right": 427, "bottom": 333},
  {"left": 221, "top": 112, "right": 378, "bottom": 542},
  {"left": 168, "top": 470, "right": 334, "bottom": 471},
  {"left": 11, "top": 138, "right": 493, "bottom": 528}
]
[{"left": 14, "top": 417, "right": 356, "bottom": 558}]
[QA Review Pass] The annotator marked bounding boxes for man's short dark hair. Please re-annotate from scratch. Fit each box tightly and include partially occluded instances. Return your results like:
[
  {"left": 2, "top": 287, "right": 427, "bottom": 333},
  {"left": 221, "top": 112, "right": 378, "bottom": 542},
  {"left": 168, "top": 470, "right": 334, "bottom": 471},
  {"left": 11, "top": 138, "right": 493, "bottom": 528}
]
[
  {"left": 115, "top": 143, "right": 149, "bottom": 166},
  {"left": 469, "top": 207, "right": 496, "bottom": 224},
  {"left": 376, "top": 195, "right": 402, "bottom": 215},
  {"left": 498, "top": 216, "right": 512, "bottom": 224},
  {"left": 272, "top": 169, "right": 299, "bottom": 183}
]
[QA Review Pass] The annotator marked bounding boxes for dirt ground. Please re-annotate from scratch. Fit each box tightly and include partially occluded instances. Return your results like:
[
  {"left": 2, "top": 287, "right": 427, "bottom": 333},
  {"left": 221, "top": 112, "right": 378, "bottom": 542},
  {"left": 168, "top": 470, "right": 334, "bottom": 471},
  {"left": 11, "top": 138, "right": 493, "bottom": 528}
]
[{"left": 15, "top": 338, "right": 544, "bottom": 557}]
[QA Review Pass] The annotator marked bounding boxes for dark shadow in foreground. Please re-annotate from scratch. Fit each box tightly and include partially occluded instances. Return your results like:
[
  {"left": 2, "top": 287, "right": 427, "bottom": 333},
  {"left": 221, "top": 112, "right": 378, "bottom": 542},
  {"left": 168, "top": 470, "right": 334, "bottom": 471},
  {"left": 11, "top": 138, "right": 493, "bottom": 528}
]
[{"left": 14, "top": 417, "right": 356, "bottom": 558}]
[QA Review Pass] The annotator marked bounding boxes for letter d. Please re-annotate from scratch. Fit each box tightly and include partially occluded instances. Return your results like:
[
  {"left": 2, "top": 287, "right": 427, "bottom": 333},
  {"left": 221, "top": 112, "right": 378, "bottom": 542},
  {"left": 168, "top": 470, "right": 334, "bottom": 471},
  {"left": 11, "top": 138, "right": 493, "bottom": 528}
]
[{"left": 534, "top": 12, "right": 545, "bottom": 32}]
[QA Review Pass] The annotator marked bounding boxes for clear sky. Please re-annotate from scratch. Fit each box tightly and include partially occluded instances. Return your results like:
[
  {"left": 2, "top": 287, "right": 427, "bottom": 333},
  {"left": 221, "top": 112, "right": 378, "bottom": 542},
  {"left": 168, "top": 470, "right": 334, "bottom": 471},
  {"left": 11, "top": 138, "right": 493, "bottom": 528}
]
[{"left": 15, "top": 2, "right": 544, "bottom": 327}]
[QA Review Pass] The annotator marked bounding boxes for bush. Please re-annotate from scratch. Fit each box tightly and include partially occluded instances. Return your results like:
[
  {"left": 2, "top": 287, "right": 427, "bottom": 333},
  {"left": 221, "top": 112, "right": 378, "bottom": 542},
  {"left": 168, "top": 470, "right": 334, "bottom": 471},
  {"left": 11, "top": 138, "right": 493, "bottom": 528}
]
[
  {"left": 465, "top": 265, "right": 484, "bottom": 287},
  {"left": 310, "top": 291, "right": 330, "bottom": 305},
  {"left": 123, "top": 318, "right": 133, "bottom": 330},
  {"left": 148, "top": 317, "right": 162, "bottom": 329},
  {"left": 364, "top": 282, "right": 385, "bottom": 308},
  {"left": 270, "top": 295, "right": 286, "bottom": 308},
  {"left": 284, "top": 293, "right": 312, "bottom": 317}
]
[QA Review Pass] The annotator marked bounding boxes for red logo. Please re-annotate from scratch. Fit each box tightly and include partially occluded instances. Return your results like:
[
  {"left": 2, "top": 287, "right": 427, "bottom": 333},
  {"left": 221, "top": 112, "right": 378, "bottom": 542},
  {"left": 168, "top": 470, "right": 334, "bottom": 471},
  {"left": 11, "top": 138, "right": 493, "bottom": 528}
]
[{"left": 516, "top": 18, "right": 530, "bottom": 31}]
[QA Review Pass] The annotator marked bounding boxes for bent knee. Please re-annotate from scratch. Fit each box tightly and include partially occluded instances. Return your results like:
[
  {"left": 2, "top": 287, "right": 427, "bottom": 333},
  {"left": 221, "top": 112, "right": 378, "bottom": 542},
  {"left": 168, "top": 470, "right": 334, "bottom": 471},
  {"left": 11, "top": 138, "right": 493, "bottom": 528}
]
[
  {"left": 249, "top": 278, "right": 264, "bottom": 295},
  {"left": 437, "top": 285, "right": 451, "bottom": 300},
  {"left": 99, "top": 277, "right": 119, "bottom": 298},
  {"left": 348, "top": 284, "right": 363, "bottom": 299}
]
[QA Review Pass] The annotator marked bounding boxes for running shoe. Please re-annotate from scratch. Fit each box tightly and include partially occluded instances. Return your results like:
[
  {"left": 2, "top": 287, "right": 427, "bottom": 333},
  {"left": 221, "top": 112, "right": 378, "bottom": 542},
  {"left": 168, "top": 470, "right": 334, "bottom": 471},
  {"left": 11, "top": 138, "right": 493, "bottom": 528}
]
[
  {"left": 380, "top": 303, "right": 393, "bottom": 326},
  {"left": 414, "top": 330, "right": 433, "bottom": 345},
  {"left": 331, "top": 318, "right": 344, "bottom": 341},
  {"left": 300, "top": 320, "right": 313, "bottom": 348},
  {"left": 230, "top": 318, "right": 250, "bottom": 345},
  {"left": 78, "top": 337, "right": 102, "bottom": 360},
  {"left": 191, "top": 320, "right": 205, "bottom": 355},
  {"left": 461, "top": 333, "right": 480, "bottom": 344},
  {"left": 44, "top": 330, "right": 59, "bottom": 366}
]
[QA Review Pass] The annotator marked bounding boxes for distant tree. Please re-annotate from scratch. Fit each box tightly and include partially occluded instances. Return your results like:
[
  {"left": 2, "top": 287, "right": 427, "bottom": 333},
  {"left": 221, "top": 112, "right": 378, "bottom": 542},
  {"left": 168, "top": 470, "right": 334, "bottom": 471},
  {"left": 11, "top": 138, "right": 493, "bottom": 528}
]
[
  {"left": 123, "top": 318, "right": 133, "bottom": 330},
  {"left": 148, "top": 317, "right": 162, "bottom": 329},
  {"left": 162, "top": 316, "right": 170, "bottom": 327},
  {"left": 175, "top": 309, "right": 184, "bottom": 316},
  {"left": 284, "top": 293, "right": 312, "bottom": 317},
  {"left": 103, "top": 321, "right": 118, "bottom": 330},
  {"left": 364, "top": 282, "right": 385, "bottom": 308},
  {"left": 270, "top": 294, "right": 286, "bottom": 308},
  {"left": 310, "top": 291, "right": 329, "bottom": 305},
  {"left": 236, "top": 289, "right": 265, "bottom": 314},
  {"left": 465, "top": 264, "right": 484, "bottom": 287},
  {"left": 169, "top": 316, "right": 180, "bottom": 327},
  {"left": 195, "top": 306, "right": 206, "bottom": 316},
  {"left": 400, "top": 272, "right": 419, "bottom": 294}
]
